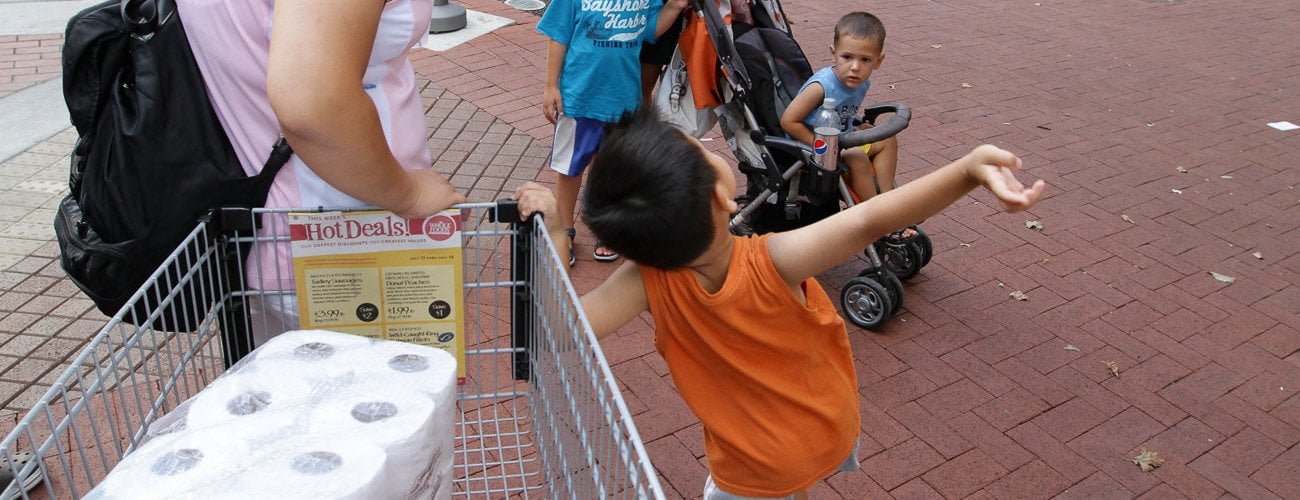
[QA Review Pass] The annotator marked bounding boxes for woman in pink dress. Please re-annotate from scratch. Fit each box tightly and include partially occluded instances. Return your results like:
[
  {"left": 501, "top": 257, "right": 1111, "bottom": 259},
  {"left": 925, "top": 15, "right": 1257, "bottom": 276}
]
[{"left": 177, "top": 0, "right": 466, "bottom": 342}]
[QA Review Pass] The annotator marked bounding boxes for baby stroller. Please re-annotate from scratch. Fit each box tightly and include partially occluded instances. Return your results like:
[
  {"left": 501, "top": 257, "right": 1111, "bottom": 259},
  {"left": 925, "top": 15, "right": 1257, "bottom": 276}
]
[{"left": 656, "top": 0, "right": 932, "bottom": 330}]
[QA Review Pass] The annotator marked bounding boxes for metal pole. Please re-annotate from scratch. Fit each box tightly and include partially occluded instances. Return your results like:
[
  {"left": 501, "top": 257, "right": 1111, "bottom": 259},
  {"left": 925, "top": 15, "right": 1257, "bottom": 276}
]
[{"left": 429, "top": 0, "right": 467, "bottom": 33}]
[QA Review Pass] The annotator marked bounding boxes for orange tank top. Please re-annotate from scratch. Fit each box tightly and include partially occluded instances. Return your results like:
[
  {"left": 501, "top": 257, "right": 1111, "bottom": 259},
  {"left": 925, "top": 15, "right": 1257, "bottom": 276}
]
[{"left": 639, "top": 235, "right": 860, "bottom": 497}]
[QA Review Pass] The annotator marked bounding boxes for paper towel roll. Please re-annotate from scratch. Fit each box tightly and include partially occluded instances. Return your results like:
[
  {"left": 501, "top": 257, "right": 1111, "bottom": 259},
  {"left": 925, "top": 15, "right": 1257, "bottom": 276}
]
[
  {"left": 306, "top": 386, "right": 448, "bottom": 496},
  {"left": 332, "top": 340, "right": 458, "bottom": 399},
  {"left": 87, "top": 428, "right": 252, "bottom": 499},
  {"left": 225, "top": 438, "right": 396, "bottom": 499},
  {"left": 184, "top": 372, "right": 313, "bottom": 434}
]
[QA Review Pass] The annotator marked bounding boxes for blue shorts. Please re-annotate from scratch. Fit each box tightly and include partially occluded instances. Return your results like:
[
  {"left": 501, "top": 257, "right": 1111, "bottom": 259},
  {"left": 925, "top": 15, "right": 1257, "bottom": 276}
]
[{"left": 548, "top": 115, "right": 609, "bottom": 177}]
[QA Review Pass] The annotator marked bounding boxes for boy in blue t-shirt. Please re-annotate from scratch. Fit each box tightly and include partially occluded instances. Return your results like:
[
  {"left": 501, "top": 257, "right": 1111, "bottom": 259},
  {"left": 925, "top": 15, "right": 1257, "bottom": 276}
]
[
  {"left": 538, "top": 0, "right": 688, "bottom": 264},
  {"left": 780, "top": 12, "right": 913, "bottom": 239}
]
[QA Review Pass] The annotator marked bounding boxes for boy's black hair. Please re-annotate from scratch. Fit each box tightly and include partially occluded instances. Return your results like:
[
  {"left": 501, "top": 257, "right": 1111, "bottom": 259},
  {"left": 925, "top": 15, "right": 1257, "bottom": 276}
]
[
  {"left": 582, "top": 107, "right": 718, "bottom": 270},
  {"left": 834, "top": 12, "right": 885, "bottom": 47}
]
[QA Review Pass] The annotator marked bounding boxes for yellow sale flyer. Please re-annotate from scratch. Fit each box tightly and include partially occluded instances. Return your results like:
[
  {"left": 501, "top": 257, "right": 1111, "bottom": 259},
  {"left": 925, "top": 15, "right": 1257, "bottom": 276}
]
[{"left": 288, "top": 209, "right": 465, "bottom": 382}]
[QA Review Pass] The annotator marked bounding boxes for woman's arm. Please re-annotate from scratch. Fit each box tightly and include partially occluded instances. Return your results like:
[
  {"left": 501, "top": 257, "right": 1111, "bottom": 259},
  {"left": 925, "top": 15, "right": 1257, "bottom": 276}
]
[{"left": 267, "top": 0, "right": 464, "bottom": 218}]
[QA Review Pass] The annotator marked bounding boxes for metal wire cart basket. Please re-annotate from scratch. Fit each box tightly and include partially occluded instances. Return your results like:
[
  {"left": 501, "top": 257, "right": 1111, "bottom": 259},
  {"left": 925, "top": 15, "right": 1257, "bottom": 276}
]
[{"left": 1, "top": 201, "right": 665, "bottom": 499}]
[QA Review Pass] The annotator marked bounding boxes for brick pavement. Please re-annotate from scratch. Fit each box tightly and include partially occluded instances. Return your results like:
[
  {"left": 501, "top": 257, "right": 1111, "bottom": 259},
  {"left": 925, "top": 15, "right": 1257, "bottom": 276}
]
[
  {"left": 3, "top": 0, "right": 1299, "bottom": 498},
  {"left": 0, "top": 34, "right": 62, "bottom": 98}
]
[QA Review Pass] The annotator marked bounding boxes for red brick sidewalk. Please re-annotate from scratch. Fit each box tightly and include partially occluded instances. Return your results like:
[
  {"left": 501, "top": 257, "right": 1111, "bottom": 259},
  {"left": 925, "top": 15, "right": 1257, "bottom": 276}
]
[
  {"left": 419, "top": 0, "right": 1299, "bottom": 497},
  {"left": 0, "top": 0, "right": 1295, "bottom": 497},
  {"left": 0, "top": 35, "right": 63, "bottom": 98}
]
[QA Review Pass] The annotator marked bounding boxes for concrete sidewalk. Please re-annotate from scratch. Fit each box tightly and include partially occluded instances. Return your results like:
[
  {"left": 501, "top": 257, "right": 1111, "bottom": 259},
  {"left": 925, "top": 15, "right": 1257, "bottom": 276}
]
[{"left": 3, "top": 0, "right": 1299, "bottom": 497}]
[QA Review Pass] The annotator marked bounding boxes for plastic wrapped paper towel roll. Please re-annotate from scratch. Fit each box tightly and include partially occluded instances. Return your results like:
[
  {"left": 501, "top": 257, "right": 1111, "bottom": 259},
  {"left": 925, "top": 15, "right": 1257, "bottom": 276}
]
[
  {"left": 85, "top": 428, "right": 252, "bottom": 499},
  {"left": 184, "top": 372, "right": 313, "bottom": 436},
  {"left": 306, "top": 386, "right": 451, "bottom": 498},
  {"left": 332, "top": 339, "right": 458, "bottom": 399},
  {"left": 224, "top": 438, "right": 395, "bottom": 499}
]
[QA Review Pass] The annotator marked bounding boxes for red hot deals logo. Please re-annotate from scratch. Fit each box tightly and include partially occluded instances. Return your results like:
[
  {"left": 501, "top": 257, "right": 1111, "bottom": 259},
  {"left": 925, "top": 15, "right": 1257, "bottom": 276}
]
[
  {"left": 813, "top": 138, "right": 829, "bottom": 156},
  {"left": 422, "top": 214, "right": 459, "bottom": 242},
  {"left": 290, "top": 214, "right": 417, "bottom": 241}
]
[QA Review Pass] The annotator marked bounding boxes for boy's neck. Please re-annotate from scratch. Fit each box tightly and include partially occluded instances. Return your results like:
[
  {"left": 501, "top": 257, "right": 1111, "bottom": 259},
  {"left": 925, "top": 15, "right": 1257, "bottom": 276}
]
[{"left": 685, "top": 220, "right": 737, "bottom": 292}]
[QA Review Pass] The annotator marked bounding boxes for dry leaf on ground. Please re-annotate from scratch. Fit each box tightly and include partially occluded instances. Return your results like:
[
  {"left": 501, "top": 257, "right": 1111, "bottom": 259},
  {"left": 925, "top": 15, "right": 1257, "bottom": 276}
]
[
  {"left": 1104, "top": 360, "right": 1120, "bottom": 378},
  {"left": 1253, "top": 252, "right": 1263, "bottom": 260},
  {"left": 931, "top": 43, "right": 942, "bottom": 48},
  {"left": 1176, "top": 167, "right": 1188, "bottom": 173},
  {"left": 1130, "top": 449, "right": 1164, "bottom": 472},
  {"left": 1171, "top": 188, "right": 1183, "bottom": 194},
  {"left": 1010, "top": 291, "right": 1029, "bottom": 301},
  {"left": 960, "top": 82, "right": 973, "bottom": 88},
  {"left": 1121, "top": 215, "right": 1135, "bottom": 224},
  {"left": 1025, "top": 220, "right": 1044, "bottom": 231},
  {"left": 1209, "top": 271, "right": 1235, "bottom": 283},
  {"left": 1064, "top": 344, "right": 1080, "bottom": 352}
]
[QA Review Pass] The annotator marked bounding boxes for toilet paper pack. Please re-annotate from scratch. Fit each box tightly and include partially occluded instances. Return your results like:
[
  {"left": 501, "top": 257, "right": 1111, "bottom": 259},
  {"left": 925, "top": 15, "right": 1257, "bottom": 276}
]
[{"left": 88, "top": 329, "right": 460, "bottom": 498}]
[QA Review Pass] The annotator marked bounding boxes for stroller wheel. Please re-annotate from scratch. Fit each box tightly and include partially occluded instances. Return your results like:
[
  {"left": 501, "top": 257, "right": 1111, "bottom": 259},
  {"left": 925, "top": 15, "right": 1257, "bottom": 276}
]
[
  {"left": 873, "top": 240, "right": 923, "bottom": 281},
  {"left": 841, "top": 277, "right": 893, "bottom": 331},
  {"left": 859, "top": 267, "right": 905, "bottom": 315},
  {"left": 913, "top": 227, "right": 933, "bottom": 267}
]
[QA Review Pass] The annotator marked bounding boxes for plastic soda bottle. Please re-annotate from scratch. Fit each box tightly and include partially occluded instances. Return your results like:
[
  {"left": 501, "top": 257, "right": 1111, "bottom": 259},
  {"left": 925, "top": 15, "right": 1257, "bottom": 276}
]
[{"left": 811, "top": 97, "right": 840, "bottom": 171}]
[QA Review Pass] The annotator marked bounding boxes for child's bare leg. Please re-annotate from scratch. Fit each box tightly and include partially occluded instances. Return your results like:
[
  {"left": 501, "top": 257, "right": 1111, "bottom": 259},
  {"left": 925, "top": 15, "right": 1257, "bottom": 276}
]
[
  {"left": 841, "top": 148, "right": 878, "bottom": 202},
  {"left": 868, "top": 135, "right": 899, "bottom": 192},
  {"left": 555, "top": 171, "right": 582, "bottom": 230},
  {"left": 641, "top": 63, "right": 663, "bottom": 104}
]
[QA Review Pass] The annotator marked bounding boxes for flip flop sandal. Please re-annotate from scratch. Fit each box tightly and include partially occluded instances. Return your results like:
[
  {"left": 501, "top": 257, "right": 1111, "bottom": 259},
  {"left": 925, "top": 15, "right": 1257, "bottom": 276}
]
[
  {"left": 2, "top": 451, "right": 43, "bottom": 500},
  {"left": 593, "top": 239, "right": 620, "bottom": 262},
  {"left": 883, "top": 225, "right": 920, "bottom": 244},
  {"left": 564, "top": 228, "right": 576, "bottom": 267}
]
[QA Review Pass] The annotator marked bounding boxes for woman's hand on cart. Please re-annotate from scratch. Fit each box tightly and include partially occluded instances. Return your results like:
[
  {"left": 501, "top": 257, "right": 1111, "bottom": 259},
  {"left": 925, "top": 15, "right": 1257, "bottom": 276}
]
[{"left": 394, "top": 169, "right": 468, "bottom": 218}]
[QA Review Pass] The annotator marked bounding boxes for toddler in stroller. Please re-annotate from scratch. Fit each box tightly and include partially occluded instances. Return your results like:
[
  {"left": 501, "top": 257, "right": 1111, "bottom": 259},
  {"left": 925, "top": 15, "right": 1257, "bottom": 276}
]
[{"left": 657, "top": 0, "right": 929, "bottom": 329}]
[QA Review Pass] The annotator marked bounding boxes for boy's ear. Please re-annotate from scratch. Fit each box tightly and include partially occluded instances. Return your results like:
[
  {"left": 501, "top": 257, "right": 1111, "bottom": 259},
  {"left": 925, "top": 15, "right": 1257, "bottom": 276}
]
[
  {"left": 714, "top": 182, "right": 738, "bottom": 213},
  {"left": 876, "top": 52, "right": 886, "bottom": 68}
]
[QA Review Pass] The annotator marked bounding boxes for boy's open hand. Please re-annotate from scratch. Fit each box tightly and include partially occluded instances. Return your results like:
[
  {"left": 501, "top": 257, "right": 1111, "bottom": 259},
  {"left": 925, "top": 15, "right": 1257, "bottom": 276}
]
[{"left": 967, "top": 145, "right": 1046, "bottom": 213}]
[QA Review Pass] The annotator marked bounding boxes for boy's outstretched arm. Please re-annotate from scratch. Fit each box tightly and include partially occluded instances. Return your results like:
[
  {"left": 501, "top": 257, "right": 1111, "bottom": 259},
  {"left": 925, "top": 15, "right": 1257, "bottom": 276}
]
[
  {"left": 580, "top": 261, "right": 649, "bottom": 339},
  {"left": 767, "top": 145, "right": 1046, "bottom": 285}
]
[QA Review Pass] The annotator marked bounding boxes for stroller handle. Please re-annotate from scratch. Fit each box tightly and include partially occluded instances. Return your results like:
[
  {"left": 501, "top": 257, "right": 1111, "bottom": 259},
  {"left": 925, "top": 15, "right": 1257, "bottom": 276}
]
[{"left": 841, "top": 103, "right": 911, "bottom": 149}]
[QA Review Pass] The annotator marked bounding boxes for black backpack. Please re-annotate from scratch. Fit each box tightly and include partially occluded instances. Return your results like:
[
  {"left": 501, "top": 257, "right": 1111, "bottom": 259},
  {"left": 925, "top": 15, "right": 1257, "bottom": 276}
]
[{"left": 55, "top": 0, "right": 290, "bottom": 327}]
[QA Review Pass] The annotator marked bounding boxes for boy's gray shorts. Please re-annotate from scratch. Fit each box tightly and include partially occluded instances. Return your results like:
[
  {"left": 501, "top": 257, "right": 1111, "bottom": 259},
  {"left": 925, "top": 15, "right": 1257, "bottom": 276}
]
[{"left": 702, "top": 441, "right": 860, "bottom": 500}]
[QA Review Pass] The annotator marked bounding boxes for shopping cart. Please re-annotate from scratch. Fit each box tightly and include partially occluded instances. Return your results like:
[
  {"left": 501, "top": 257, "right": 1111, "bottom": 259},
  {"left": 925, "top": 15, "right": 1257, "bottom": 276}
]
[{"left": 0, "top": 201, "right": 665, "bottom": 499}]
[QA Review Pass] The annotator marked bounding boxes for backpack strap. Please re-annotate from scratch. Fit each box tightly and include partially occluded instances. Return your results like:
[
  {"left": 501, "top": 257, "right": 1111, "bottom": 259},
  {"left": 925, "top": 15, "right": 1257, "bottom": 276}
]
[{"left": 259, "top": 135, "right": 293, "bottom": 180}]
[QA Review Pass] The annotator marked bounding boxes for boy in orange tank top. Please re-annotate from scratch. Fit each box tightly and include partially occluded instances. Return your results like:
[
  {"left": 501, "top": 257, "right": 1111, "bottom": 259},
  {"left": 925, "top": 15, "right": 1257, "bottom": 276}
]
[{"left": 515, "top": 107, "right": 1045, "bottom": 498}]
